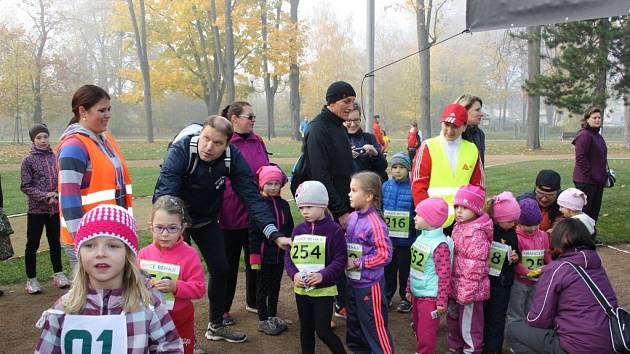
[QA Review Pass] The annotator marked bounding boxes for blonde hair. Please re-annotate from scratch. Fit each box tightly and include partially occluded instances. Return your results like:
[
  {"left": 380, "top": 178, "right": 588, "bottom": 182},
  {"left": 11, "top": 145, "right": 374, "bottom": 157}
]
[
  {"left": 351, "top": 171, "right": 383, "bottom": 215},
  {"left": 152, "top": 195, "right": 188, "bottom": 225},
  {"left": 63, "top": 247, "right": 152, "bottom": 314}
]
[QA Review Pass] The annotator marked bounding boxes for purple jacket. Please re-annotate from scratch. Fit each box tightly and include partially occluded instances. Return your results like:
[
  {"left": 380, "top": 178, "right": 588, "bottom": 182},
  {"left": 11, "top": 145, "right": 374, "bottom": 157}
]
[
  {"left": 345, "top": 208, "right": 392, "bottom": 288},
  {"left": 285, "top": 214, "right": 347, "bottom": 289},
  {"left": 527, "top": 248, "right": 617, "bottom": 354},
  {"left": 20, "top": 145, "right": 58, "bottom": 215},
  {"left": 220, "top": 133, "right": 269, "bottom": 230},
  {"left": 573, "top": 127, "right": 608, "bottom": 185}
]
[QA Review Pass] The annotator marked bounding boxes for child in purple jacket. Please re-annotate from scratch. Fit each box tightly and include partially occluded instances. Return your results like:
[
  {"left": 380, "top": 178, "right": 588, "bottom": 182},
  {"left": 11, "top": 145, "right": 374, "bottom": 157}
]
[
  {"left": 285, "top": 181, "right": 347, "bottom": 354},
  {"left": 20, "top": 123, "right": 69, "bottom": 294}
]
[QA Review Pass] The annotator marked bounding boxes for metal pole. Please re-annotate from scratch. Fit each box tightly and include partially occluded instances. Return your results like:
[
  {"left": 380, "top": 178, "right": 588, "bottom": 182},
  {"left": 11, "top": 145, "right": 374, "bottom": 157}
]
[{"left": 366, "top": 0, "right": 375, "bottom": 133}]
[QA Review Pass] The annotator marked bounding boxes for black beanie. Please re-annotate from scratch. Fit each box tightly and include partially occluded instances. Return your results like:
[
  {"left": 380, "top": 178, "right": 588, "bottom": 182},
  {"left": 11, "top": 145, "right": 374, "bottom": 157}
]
[
  {"left": 325, "top": 81, "right": 356, "bottom": 105},
  {"left": 535, "top": 169, "right": 561, "bottom": 192},
  {"left": 29, "top": 123, "right": 50, "bottom": 142}
]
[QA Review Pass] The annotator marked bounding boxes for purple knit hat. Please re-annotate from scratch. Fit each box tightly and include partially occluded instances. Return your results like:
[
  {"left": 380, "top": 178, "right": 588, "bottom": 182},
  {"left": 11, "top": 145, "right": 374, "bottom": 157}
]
[{"left": 518, "top": 198, "right": 542, "bottom": 226}]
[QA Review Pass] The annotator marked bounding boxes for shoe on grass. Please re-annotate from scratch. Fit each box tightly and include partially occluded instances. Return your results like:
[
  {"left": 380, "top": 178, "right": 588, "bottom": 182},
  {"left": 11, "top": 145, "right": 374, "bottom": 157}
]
[
  {"left": 26, "top": 278, "right": 42, "bottom": 294},
  {"left": 396, "top": 299, "right": 412, "bottom": 313},
  {"left": 205, "top": 323, "right": 247, "bottom": 343},
  {"left": 52, "top": 272, "right": 70, "bottom": 289}
]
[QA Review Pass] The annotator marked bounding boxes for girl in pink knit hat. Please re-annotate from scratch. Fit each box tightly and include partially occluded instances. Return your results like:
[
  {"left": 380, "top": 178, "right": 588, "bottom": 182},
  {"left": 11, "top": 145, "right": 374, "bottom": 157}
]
[
  {"left": 483, "top": 191, "right": 521, "bottom": 354},
  {"left": 447, "top": 184, "right": 493, "bottom": 354}
]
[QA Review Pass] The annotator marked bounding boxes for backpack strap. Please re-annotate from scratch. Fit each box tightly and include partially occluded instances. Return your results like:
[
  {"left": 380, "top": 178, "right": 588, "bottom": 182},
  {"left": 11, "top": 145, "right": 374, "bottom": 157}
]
[
  {"left": 565, "top": 262, "right": 615, "bottom": 317},
  {"left": 186, "top": 135, "right": 200, "bottom": 176},
  {"left": 225, "top": 145, "right": 231, "bottom": 175}
]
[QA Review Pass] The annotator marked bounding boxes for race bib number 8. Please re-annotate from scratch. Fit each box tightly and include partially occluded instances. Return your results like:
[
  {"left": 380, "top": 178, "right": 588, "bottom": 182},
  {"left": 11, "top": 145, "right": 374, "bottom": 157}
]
[
  {"left": 410, "top": 242, "right": 431, "bottom": 280},
  {"left": 488, "top": 241, "right": 511, "bottom": 277},
  {"left": 521, "top": 250, "right": 545, "bottom": 270},
  {"left": 384, "top": 210, "right": 409, "bottom": 238},
  {"left": 291, "top": 235, "right": 326, "bottom": 274},
  {"left": 346, "top": 243, "right": 363, "bottom": 280}
]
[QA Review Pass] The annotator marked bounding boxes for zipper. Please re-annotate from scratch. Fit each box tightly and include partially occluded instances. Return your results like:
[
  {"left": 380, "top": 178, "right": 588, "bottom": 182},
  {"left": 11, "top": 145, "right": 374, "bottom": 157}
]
[{"left": 45, "top": 153, "right": 55, "bottom": 214}]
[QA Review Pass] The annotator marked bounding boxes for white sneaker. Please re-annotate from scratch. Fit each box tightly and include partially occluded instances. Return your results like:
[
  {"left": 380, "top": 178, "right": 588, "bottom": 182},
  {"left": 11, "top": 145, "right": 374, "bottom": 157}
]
[
  {"left": 52, "top": 272, "right": 70, "bottom": 288},
  {"left": 26, "top": 278, "right": 42, "bottom": 294},
  {"left": 245, "top": 305, "right": 258, "bottom": 314}
]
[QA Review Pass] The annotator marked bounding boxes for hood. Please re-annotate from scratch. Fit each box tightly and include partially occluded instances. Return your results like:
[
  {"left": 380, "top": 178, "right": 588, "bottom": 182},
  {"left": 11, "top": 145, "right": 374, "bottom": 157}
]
[
  {"left": 60, "top": 123, "right": 102, "bottom": 142},
  {"left": 466, "top": 213, "right": 494, "bottom": 241},
  {"left": 558, "top": 248, "right": 601, "bottom": 270},
  {"left": 29, "top": 144, "right": 53, "bottom": 155}
]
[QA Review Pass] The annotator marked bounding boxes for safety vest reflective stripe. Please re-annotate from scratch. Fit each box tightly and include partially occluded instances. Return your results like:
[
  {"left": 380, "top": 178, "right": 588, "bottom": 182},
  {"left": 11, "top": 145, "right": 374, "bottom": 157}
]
[
  {"left": 426, "top": 187, "right": 460, "bottom": 196},
  {"left": 82, "top": 189, "right": 116, "bottom": 205},
  {"left": 126, "top": 184, "right": 133, "bottom": 195}
]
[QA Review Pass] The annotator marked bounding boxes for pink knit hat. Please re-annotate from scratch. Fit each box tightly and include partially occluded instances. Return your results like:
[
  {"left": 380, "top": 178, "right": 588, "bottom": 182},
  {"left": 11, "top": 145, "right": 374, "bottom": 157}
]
[
  {"left": 74, "top": 204, "right": 139, "bottom": 255},
  {"left": 492, "top": 191, "right": 521, "bottom": 222},
  {"left": 256, "top": 165, "right": 287, "bottom": 189},
  {"left": 415, "top": 197, "right": 449, "bottom": 228},
  {"left": 454, "top": 185, "right": 486, "bottom": 215},
  {"left": 557, "top": 188, "right": 587, "bottom": 211}
]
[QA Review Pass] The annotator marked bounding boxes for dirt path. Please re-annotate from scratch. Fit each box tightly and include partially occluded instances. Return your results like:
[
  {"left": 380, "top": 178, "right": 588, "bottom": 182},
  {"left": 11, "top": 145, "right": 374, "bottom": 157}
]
[{"left": 1, "top": 245, "right": 629, "bottom": 353}]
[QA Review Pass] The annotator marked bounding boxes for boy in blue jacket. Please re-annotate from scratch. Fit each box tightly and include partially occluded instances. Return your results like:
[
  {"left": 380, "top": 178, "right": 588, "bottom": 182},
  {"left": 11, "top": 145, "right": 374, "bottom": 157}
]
[{"left": 383, "top": 153, "right": 417, "bottom": 312}]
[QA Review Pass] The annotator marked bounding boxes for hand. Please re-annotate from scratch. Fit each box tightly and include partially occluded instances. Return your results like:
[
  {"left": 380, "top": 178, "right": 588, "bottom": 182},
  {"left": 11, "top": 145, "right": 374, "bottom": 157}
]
[
  {"left": 510, "top": 250, "right": 519, "bottom": 263},
  {"left": 352, "top": 149, "right": 360, "bottom": 159},
  {"left": 274, "top": 236, "right": 292, "bottom": 250},
  {"left": 436, "top": 306, "right": 446, "bottom": 316},
  {"left": 306, "top": 272, "right": 323, "bottom": 286},
  {"left": 363, "top": 144, "right": 378, "bottom": 157},
  {"left": 347, "top": 256, "right": 357, "bottom": 270},
  {"left": 405, "top": 292, "right": 412, "bottom": 302},
  {"left": 338, "top": 213, "right": 350, "bottom": 230},
  {"left": 46, "top": 192, "right": 58, "bottom": 205},
  {"left": 154, "top": 279, "right": 177, "bottom": 293},
  {"left": 293, "top": 273, "right": 305, "bottom": 288}
]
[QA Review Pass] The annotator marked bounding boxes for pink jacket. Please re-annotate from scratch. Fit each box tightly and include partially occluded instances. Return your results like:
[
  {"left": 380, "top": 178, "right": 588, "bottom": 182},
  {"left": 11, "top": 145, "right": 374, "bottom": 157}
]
[
  {"left": 138, "top": 238, "right": 206, "bottom": 314},
  {"left": 450, "top": 213, "right": 493, "bottom": 304},
  {"left": 514, "top": 226, "right": 552, "bottom": 286}
]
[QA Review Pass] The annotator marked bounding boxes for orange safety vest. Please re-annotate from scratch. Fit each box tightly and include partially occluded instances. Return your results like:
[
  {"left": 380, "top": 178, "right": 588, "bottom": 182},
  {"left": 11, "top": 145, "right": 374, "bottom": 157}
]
[{"left": 58, "top": 131, "right": 133, "bottom": 245}]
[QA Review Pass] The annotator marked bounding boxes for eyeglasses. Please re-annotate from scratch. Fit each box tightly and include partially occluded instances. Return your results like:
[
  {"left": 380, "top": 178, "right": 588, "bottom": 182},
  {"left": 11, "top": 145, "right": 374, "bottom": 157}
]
[
  {"left": 534, "top": 188, "right": 558, "bottom": 199},
  {"left": 150, "top": 224, "right": 183, "bottom": 234},
  {"left": 345, "top": 119, "right": 361, "bottom": 125},
  {"left": 238, "top": 114, "right": 256, "bottom": 121}
]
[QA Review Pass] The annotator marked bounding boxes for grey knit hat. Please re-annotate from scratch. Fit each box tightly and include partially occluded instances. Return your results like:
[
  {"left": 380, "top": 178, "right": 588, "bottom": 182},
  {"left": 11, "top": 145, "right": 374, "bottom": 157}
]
[{"left": 295, "top": 181, "right": 329, "bottom": 208}]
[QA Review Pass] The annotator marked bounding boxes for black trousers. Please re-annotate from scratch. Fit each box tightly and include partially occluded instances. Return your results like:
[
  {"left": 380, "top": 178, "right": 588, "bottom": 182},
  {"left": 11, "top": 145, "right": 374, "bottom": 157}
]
[
  {"left": 484, "top": 285, "right": 511, "bottom": 354},
  {"left": 384, "top": 245, "right": 411, "bottom": 303},
  {"left": 223, "top": 228, "right": 257, "bottom": 311},
  {"left": 296, "top": 294, "right": 347, "bottom": 354},
  {"left": 186, "top": 221, "right": 230, "bottom": 325},
  {"left": 574, "top": 182, "right": 604, "bottom": 222},
  {"left": 25, "top": 213, "right": 62, "bottom": 279},
  {"left": 256, "top": 263, "right": 284, "bottom": 321}
]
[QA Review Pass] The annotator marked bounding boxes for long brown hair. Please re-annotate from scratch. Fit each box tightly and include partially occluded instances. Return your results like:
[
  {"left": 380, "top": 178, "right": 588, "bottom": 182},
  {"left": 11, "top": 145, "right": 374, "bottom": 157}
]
[
  {"left": 351, "top": 171, "right": 383, "bottom": 216},
  {"left": 68, "top": 85, "right": 111, "bottom": 126},
  {"left": 581, "top": 106, "right": 601, "bottom": 128}
]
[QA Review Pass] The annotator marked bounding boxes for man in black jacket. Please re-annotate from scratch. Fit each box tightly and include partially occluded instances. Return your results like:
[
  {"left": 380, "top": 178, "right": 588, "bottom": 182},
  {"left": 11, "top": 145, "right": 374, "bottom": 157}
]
[
  {"left": 154, "top": 115, "right": 290, "bottom": 343},
  {"left": 302, "top": 81, "right": 356, "bottom": 229}
]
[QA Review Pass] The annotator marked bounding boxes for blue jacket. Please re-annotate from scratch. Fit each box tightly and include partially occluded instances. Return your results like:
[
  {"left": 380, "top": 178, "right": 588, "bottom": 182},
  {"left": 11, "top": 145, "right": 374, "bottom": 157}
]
[
  {"left": 153, "top": 135, "right": 280, "bottom": 239},
  {"left": 382, "top": 177, "right": 417, "bottom": 247}
]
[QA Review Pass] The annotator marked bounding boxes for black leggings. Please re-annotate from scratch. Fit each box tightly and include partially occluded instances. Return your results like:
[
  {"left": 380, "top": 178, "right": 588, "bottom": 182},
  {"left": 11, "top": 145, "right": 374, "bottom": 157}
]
[
  {"left": 25, "top": 213, "right": 62, "bottom": 278},
  {"left": 256, "top": 263, "right": 284, "bottom": 321},
  {"left": 296, "top": 294, "right": 347, "bottom": 354},
  {"left": 574, "top": 182, "right": 604, "bottom": 222},
  {"left": 223, "top": 228, "right": 257, "bottom": 311},
  {"left": 186, "top": 222, "right": 230, "bottom": 325}
]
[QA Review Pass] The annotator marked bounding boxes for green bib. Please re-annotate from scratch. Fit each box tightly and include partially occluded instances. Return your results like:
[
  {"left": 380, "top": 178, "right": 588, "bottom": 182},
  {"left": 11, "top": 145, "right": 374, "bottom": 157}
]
[
  {"left": 383, "top": 210, "right": 410, "bottom": 238},
  {"left": 488, "top": 241, "right": 511, "bottom": 276},
  {"left": 521, "top": 249, "right": 545, "bottom": 270},
  {"left": 410, "top": 242, "right": 431, "bottom": 280},
  {"left": 291, "top": 234, "right": 336, "bottom": 297},
  {"left": 346, "top": 243, "right": 363, "bottom": 280}
]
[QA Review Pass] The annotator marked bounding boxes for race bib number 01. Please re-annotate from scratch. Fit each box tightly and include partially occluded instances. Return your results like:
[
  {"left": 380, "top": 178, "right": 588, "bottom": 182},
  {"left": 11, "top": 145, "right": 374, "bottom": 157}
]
[
  {"left": 291, "top": 234, "right": 326, "bottom": 274},
  {"left": 383, "top": 210, "right": 409, "bottom": 238},
  {"left": 409, "top": 242, "right": 431, "bottom": 280},
  {"left": 488, "top": 241, "right": 511, "bottom": 277},
  {"left": 521, "top": 250, "right": 545, "bottom": 270},
  {"left": 61, "top": 314, "right": 127, "bottom": 354},
  {"left": 346, "top": 243, "right": 363, "bottom": 280}
]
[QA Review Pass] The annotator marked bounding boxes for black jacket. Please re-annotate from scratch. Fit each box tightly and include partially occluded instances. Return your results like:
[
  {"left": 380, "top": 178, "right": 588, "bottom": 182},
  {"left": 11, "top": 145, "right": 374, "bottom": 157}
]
[
  {"left": 249, "top": 196, "right": 294, "bottom": 264},
  {"left": 347, "top": 129, "right": 388, "bottom": 180},
  {"left": 464, "top": 125, "right": 486, "bottom": 165},
  {"left": 154, "top": 135, "right": 279, "bottom": 238},
  {"left": 303, "top": 106, "right": 354, "bottom": 218},
  {"left": 490, "top": 226, "right": 519, "bottom": 288}
]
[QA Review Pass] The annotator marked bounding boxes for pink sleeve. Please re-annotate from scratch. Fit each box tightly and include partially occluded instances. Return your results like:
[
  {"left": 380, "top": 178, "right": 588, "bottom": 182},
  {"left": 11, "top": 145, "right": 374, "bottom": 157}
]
[
  {"left": 173, "top": 250, "right": 206, "bottom": 300},
  {"left": 434, "top": 243, "right": 451, "bottom": 308}
]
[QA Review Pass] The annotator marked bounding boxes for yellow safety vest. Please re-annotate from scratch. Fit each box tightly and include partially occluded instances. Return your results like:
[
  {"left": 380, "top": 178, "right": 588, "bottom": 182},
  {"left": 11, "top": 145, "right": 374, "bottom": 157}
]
[{"left": 426, "top": 136, "right": 478, "bottom": 227}]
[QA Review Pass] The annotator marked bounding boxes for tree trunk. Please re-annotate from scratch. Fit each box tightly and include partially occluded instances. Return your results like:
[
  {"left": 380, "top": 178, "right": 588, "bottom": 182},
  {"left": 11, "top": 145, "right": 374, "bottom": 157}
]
[
  {"left": 415, "top": 1, "right": 431, "bottom": 139},
  {"left": 624, "top": 96, "right": 630, "bottom": 149},
  {"left": 526, "top": 26, "right": 541, "bottom": 149},
  {"left": 223, "top": 0, "right": 235, "bottom": 103},
  {"left": 594, "top": 19, "right": 610, "bottom": 114},
  {"left": 261, "top": 0, "right": 280, "bottom": 139},
  {"left": 31, "top": 0, "right": 48, "bottom": 125},
  {"left": 289, "top": 0, "right": 300, "bottom": 140},
  {"left": 127, "top": 0, "right": 154, "bottom": 142}
]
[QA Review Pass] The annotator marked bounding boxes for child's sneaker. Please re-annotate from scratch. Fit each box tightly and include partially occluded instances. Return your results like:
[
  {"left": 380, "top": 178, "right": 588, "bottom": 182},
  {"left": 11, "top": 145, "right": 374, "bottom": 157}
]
[
  {"left": 26, "top": 278, "right": 42, "bottom": 294},
  {"left": 222, "top": 312, "right": 235, "bottom": 326},
  {"left": 205, "top": 323, "right": 247, "bottom": 343},
  {"left": 333, "top": 305, "right": 347, "bottom": 319},
  {"left": 270, "top": 316, "right": 288, "bottom": 331},
  {"left": 396, "top": 299, "right": 412, "bottom": 313},
  {"left": 258, "top": 319, "right": 282, "bottom": 336},
  {"left": 52, "top": 272, "right": 70, "bottom": 289}
]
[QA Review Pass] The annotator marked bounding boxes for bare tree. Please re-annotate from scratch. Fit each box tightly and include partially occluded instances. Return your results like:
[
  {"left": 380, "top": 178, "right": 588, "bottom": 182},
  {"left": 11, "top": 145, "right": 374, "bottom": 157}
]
[
  {"left": 127, "top": 0, "right": 154, "bottom": 142},
  {"left": 289, "top": 0, "right": 301, "bottom": 140},
  {"left": 526, "top": 26, "right": 541, "bottom": 149},
  {"left": 261, "top": 0, "right": 282, "bottom": 139}
]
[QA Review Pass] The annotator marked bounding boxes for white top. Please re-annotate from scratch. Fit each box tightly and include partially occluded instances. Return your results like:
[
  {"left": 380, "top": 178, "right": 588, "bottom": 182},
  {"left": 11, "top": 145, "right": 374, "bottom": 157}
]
[{"left": 440, "top": 135, "right": 462, "bottom": 176}]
